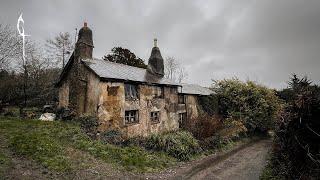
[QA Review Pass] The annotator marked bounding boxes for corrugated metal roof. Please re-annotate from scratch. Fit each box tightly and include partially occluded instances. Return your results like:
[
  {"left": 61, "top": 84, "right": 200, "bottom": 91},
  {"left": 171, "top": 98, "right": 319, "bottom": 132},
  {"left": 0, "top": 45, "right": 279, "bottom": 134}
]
[
  {"left": 82, "top": 58, "right": 180, "bottom": 86},
  {"left": 181, "top": 83, "right": 213, "bottom": 95}
]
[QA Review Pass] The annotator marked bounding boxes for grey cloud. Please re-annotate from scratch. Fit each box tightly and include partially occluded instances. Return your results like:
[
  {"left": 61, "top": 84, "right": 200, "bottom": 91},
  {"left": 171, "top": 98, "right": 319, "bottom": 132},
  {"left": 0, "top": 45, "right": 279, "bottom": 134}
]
[{"left": 1, "top": 0, "right": 319, "bottom": 89}]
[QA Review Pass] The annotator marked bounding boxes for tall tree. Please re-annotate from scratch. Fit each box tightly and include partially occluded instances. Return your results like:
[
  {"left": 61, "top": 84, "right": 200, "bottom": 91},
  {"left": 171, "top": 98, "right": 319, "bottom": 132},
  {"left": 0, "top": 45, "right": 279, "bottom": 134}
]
[
  {"left": 0, "top": 24, "right": 21, "bottom": 71},
  {"left": 103, "top": 47, "right": 147, "bottom": 69},
  {"left": 164, "top": 56, "right": 188, "bottom": 83},
  {"left": 46, "top": 32, "right": 74, "bottom": 69}
]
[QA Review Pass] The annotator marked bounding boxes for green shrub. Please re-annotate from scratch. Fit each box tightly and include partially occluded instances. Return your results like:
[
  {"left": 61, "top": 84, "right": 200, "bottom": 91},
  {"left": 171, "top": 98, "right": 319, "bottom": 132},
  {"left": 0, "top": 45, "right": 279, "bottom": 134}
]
[
  {"left": 100, "top": 129, "right": 124, "bottom": 145},
  {"left": 145, "top": 131, "right": 201, "bottom": 161},
  {"left": 200, "top": 135, "right": 232, "bottom": 150},
  {"left": 213, "top": 79, "right": 281, "bottom": 133},
  {"left": 198, "top": 94, "right": 219, "bottom": 116},
  {"left": 76, "top": 115, "right": 99, "bottom": 138}
]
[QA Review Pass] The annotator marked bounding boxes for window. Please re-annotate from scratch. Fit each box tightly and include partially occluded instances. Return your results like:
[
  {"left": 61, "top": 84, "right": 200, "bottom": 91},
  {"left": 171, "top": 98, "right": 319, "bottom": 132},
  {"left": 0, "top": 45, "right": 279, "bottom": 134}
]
[
  {"left": 178, "top": 112, "right": 186, "bottom": 128},
  {"left": 152, "top": 86, "right": 163, "bottom": 98},
  {"left": 178, "top": 94, "right": 185, "bottom": 104},
  {"left": 150, "top": 111, "right": 160, "bottom": 123},
  {"left": 125, "top": 84, "right": 138, "bottom": 100},
  {"left": 125, "top": 110, "right": 139, "bottom": 124}
]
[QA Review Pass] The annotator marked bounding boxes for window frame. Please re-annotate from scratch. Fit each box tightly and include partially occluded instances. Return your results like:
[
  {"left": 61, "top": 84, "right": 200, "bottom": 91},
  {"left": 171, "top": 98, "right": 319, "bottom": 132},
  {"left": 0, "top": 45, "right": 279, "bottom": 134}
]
[
  {"left": 125, "top": 110, "right": 139, "bottom": 124},
  {"left": 124, "top": 83, "right": 139, "bottom": 100},
  {"left": 150, "top": 111, "right": 160, "bottom": 123},
  {"left": 178, "top": 94, "right": 186, "bottom": 104},
  {"left": 151, "top": 86, "right": 164, "bottom": 98}
]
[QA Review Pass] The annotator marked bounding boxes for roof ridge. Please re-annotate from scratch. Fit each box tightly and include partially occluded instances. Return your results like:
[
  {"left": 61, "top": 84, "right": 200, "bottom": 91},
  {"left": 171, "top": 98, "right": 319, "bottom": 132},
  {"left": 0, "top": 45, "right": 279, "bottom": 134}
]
[{"left": 90, "top": 58, "right": 148, "bottom": 71}]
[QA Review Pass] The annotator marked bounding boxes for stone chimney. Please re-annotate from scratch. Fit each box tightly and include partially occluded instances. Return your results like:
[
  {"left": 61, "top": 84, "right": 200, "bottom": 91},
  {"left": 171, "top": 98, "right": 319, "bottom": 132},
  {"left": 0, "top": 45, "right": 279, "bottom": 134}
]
[
  {"left": 75, "top": 22, "right": 94, "bottom": 59},
  {"left": 147, "top": 38, "right": 164, "bottom": 77}
]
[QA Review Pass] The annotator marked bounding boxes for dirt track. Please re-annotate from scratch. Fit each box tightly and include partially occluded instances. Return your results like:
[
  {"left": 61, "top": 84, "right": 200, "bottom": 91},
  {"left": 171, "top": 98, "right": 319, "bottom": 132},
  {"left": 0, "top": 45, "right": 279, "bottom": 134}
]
[
  {"left": 143, "top": 139, "right": 272, "bottom": 180},
  {"left": 1, "top": 137, "right": 271, "bottom": 180}
]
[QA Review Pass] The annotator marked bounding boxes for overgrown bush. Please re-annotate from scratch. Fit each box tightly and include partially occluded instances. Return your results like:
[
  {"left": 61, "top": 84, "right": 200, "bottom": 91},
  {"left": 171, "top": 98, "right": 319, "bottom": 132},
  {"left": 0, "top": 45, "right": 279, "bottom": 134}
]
[
  {"left": 213, "top": 79, "right": 281, "bottom": 133},
  {"left": 145, "top": 131, "right": 201, "bottom": 161},
  {"left": 217, "top": 118, "right": 247, "bottom": 139},
  {"left": 199, "top": 118, "right": 247, "bottom": 150},
  {"left": 100, "top": 129, "right": 124, "bottom": 145},
  {"left": 56, "top": 107, "right": 75, "bottom": 121},
  {"left": 181, "top": 114, "right": 223, "bottom": 140},
  {"left": 76, "top": 115, "right": 99, "bottom": 138},
  {"left": 198, "top": 94, "right": 219, "bottom": 116},
  {"left": 266, "top": 75, "right": 320, "bottom": 179},
  {"left": 200, "top": 135, "right": 231, "bottom": 150}
]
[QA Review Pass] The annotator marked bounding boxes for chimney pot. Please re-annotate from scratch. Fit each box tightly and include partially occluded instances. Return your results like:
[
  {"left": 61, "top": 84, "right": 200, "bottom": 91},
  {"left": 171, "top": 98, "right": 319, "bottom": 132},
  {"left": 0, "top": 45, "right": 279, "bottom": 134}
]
[{"left": 154, "top": 38, "right": 157, "bottom": 47}]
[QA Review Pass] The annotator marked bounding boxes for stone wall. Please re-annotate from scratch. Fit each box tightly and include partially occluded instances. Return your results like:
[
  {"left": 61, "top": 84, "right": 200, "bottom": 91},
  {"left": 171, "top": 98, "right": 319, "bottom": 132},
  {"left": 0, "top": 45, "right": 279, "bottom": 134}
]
[
  {"left": 58, "top": 59, "right": 100, "bottom": 117},
  {"left": 58, "top": 64, "right": 202, "bottom": 138},
  {"left": 58, "top": 80, "right": 69, "bottom": 108},
  {"left": 97, "top": 82, "right": 180, "bottom": 138}
]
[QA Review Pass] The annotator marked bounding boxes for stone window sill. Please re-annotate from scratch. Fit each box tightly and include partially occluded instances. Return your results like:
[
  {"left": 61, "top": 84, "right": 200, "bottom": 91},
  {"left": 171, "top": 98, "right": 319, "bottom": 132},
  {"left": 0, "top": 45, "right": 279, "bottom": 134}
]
[
  {"left": 151, "top": 120, "right": 160, "bottom": 124},
  {"left": 124, "top": 122, "right": 139, "bottom": 127}
]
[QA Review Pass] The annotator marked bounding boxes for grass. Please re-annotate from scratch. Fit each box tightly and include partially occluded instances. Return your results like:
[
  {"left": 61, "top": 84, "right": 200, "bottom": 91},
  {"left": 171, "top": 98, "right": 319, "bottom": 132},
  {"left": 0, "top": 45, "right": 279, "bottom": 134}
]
[
  {"left": 0, "top": 116, "right": 261, "bottom": 177},
  {"left": 0, "top": 150, "right": 11, "bottom": 179},
  {"left": 0, "top": 117, "right": 176, "bottom": 173}
]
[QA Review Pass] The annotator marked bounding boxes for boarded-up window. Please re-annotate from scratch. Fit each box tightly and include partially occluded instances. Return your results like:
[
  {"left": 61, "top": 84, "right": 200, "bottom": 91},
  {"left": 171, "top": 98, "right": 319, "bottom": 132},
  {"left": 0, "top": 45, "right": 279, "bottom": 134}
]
[
  {"left": 178, "top": 94, "right": 185, "bottom": 104},
  {"left": 125, "top": 84, "right": 138, "bottom": 100},
  {"left": 152, "top": 86, "right": 163, "bottom": 98},
  {"left": 125, "top": 110, "right": 139, "bottom": 124},
  {"left": 150, "top": 111, "right": 160, "bottom": 123}
]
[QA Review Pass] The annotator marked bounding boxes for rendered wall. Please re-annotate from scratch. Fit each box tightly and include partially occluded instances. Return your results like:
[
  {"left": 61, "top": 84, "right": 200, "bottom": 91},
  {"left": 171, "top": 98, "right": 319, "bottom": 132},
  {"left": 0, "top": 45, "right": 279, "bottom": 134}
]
[{"left": 97, "top": 83, "right": 181, "bottom": 138}]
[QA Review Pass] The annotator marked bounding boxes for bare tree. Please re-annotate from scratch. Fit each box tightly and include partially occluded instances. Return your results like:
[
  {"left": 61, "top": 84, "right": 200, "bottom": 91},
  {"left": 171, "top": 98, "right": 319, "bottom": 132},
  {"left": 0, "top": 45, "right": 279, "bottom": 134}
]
[
  {"left": 164, "top": 56, "right": 188, "bottom": 83},
  {"left": 0, "top": 24, "right": 21, "bottom": 71},
  {"left": 13, "top": 42, "right": 59, "bottom": 107},
  {"left": 46, "top": 32, "right": 74, "bottom": 69}
]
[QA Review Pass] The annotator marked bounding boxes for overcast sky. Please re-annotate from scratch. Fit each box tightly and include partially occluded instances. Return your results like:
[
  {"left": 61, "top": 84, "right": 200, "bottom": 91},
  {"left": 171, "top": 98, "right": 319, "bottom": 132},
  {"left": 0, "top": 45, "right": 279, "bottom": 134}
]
[{"left": 1, "top": 0, "right": 320, "bottom": 89}]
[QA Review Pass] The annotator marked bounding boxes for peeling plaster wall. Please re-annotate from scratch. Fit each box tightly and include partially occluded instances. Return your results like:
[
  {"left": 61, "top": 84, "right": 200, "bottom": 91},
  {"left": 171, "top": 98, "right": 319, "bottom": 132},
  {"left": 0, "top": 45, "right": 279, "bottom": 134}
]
[
  {"left": 85, "top": 71, "right": 100, "bottom": 115},
  {"left": 59, "top": 64, "right": 203, "bottom": 138},
  {"left": 97, "top": 83, "right": 180, "bottom": 138},
  {"left": 97, "top": 82, "right": 125, "bottom": 132},
  {"left": 185, "top": 95, "right": 200, "bottom": 120}
]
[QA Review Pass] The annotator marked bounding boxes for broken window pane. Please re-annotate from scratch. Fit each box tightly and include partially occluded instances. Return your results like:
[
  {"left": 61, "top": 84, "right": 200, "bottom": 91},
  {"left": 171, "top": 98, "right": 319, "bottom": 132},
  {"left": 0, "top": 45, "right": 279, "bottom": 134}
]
[
  {"left": 150, "top": 111, "right": 160, "bottom": 123},
  {"left": 125, "top": 84, "right": 138, "bottom": 100},
  {"left": 152, "top": 86, "right": 163, "bottom": 98},
  {"left": 125, "top": 110, "right": 139, "bottom": 124}
]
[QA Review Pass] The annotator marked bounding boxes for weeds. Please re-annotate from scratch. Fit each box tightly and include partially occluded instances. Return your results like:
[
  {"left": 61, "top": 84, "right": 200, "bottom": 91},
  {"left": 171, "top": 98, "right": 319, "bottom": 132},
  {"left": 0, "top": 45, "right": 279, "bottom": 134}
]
[
  {"left": 0, "top": 117, "right": 176, "bottom": 173},
  {"left": 145, "top": 131, "right": 201, "bottom": 161}
]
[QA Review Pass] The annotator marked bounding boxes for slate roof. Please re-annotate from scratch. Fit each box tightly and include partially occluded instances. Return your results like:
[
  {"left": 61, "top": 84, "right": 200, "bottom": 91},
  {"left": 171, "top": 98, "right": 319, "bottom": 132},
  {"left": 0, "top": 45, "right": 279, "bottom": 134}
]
[
  {"left": 82, "top": 58, "right": 180, "bottom": 86},
  {"left": 180, "top": 83, "right": 213, "bottom": 95}
]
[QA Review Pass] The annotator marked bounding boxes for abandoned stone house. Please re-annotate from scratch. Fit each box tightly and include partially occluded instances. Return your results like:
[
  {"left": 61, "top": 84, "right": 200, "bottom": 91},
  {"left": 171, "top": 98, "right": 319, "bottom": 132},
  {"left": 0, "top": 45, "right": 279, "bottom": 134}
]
[{"left": 56, "top": 23, "right": 212, "bottom": 137}]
